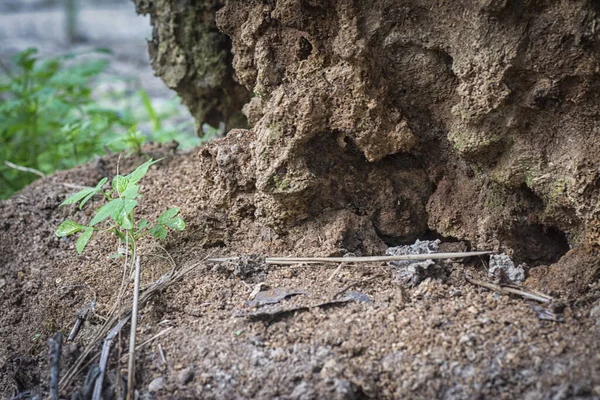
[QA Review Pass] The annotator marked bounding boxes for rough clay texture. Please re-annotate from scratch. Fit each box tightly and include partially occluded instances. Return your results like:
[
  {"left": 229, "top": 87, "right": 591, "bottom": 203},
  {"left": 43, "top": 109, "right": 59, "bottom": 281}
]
[
  {"left": 1, "top": 148, "right": 599, "bottom": 399},
  {"left": 133, "top": 0, "right": 250, "bottom": 131},
  {"left": 3, "top": 0, "right": 600, "bottom": 399},
  {"left": 139, "top": 0, "right": 600, "bottom": 264}
]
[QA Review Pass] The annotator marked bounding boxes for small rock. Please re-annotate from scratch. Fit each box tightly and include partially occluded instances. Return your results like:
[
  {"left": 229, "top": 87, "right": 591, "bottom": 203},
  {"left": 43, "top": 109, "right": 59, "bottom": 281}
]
[
  {"left": 178, "top": 367, "right": 194, "bottom": 385},
  {"left": 387, "top": 240, "right": 447, "bottom": 286},
  {"left": 590, "top": 301, "right": 600, "bottom": 325},
  {"left": 488, "top": 253, "right": 525, "bottom": 283},
  {"left": 184, "top": 306, "right": 202, "bottom": 317},
  {"left": 148, "top": 376, "right": 165, "bottom": 392}
]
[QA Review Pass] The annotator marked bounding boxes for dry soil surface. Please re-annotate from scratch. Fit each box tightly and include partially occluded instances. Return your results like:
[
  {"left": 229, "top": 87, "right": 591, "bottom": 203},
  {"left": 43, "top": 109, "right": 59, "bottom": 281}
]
[{"left": 1, "top": 140, "right": 599, "bottom": 399}]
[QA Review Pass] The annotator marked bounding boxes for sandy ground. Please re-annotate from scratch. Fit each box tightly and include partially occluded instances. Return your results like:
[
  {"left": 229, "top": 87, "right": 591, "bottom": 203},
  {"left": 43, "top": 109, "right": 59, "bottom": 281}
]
[{"left": 1, "top": 139, "right": 599, "bottom": 399}]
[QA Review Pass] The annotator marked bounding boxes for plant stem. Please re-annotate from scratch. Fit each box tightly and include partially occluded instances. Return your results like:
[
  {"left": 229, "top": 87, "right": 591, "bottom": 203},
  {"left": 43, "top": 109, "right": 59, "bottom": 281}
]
[{"left": 127, "top": 253, "right": 141, "bottom": 400}]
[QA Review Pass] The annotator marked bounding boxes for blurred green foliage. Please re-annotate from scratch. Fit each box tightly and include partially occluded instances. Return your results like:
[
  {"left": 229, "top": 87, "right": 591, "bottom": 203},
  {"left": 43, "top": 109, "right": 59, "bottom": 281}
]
[{"left": 0, "top": 48, "right": 201, "bottom": 200}]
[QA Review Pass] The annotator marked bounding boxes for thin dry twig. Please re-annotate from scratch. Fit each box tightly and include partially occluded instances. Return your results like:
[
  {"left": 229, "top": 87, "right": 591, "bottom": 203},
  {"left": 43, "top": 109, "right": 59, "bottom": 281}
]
[
  {"left": 119, "top": 327, "right": 174, "bottom": 362},
  {"left": 127, "top": 255, "right": 142, "bottom": 400},
  {"left": 48, "top": 332, "right": 62, "bottom": 400},
  {"left": 68, "top": 302, "right": 93, "bottom": 342},
  {"left": 265, "top": 251, "right": 492, "bottom": 265},
  {"left": 92, "top": 316, "right": 130, "bottom": 400},
  {"left": 158, "top": 343, "right": 167, "bottom": 364},
  {"left": 62, "top": 183, "right": 93, "bottom": 190},
  {"left": 327, "top": 263, "right": 346, "bottom": 281},
  {"left": 4, "top": 161, "right": 45, "bottom": 178},
  {"left": 465, "top": 273, "right": 553, "bottom": 303}
]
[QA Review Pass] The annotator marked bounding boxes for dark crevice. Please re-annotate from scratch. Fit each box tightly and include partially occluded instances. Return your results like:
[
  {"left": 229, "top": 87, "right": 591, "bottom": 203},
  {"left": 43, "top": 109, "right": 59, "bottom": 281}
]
[
  {"left": 506, "top": 223, "right": 570, "bottom": 266},
  {"left": 298, "top": 37, "right": 313, "bottom": 60},
  {"left": 377, "top": 229, "right": 472, "bottom": 249}
]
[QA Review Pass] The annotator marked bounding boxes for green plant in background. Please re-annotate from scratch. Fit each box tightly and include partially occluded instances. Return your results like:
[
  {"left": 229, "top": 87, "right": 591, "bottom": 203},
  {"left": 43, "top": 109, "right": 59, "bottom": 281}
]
[
  {"left": 0, "top": 48, "right": 132, "bottom": 198},
  {"left": 55, "top": 158, "right": 185, "bottom": 255},
  {"left": 122, "top": 126, "right": 147, "bottom": 157},
  {"left": 0, "top": 48, "right": 202, "bottom": 200},
  {"left": 128, "top": 88, "right": 202, "bottom": 150}
]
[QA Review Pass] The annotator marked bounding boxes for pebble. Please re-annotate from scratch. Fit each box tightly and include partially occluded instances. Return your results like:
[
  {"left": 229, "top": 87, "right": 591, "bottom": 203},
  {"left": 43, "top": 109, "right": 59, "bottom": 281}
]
[
  {"left": 184, "top": 306, "right": 202, "bottom": 317},
  {"left": 148, "top": 376, "right": 165, "bottom": 392}
]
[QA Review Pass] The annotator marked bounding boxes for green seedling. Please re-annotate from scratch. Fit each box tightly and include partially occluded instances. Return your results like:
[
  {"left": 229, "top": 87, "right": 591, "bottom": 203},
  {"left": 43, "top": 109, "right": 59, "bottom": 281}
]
[
  {"left": 122, "top": 126, "right": 147, "bottom": 157},
  {"left": 56, "top": 158, "right": 185, "bottom": 255}
]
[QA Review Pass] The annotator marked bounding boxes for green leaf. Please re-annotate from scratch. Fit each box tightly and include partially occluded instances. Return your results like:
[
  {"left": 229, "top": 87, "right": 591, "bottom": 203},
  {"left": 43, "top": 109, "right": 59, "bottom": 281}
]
[
  {"left": 56, "top": 220, "right": 85, "bottom": 237},
  {"left": 116, "top": 211, "right": 133, "bottom": 230},
  {"left": 92, "top": 47, "right": 113, "bottom": 55},
  {"left": 59, "top": 177, "right": 108, "bottom": 208},
  {"left": 156, "top": 208, "right": 185, "bottom": 231},
  {"left": 78, "top": 177, "right": 108, "bottom": 209},
  {"left": 158, "top": 207, "right": 180, "bottom": 224},
  {"left": 137, "top": 219, "right": 150, "bottom": 230},
  {"left": 114, "top": 199, "right": 137, "bottom": 230},
  {"left": 110, "top": 253, "right": 124, "bottom": 259},
  {"left": 112, "top": 175, "right": 129, "bottom": 194},
  {"left": 149, "top": 224, "right": 168, "bottom": 239},
  {"left": 76, "top": 227, "right": 94, "bottom": 254},
  {"left": 139, "top": 89, "right": 161, "bottom": 131},
  {"left": 90, "top": 198, "right": 122, "bottom": 226},
  {"left": 121, "top": 184, "right": 139, "bottom": 200},
  {"left": 60, "top": 187, "right": 95, "bottom": 206},
  {"left": 163, "top": 216, "right": 185, "bottom": 231},
  {"left": 126, "top": 158, "right": 162, "bottom": 186}
]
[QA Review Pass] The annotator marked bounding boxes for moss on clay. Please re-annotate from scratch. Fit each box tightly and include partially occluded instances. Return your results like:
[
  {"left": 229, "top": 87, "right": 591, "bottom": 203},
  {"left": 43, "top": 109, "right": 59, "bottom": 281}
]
[
  {"left": 134, "top": 0, "right": 249, "bottom": 131},
  {"left": 272, "top": 174, "right": 293, "bottom": 192},
  {"left": 267, "top": 121, "right": 283, "bottom": 144},
  {"left": 448, "top": 126, "right": 505, "bottom": 160}
]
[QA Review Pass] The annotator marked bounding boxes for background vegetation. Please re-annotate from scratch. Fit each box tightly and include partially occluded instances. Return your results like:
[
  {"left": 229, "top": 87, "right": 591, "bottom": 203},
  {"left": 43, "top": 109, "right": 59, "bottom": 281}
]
[{"left": 0, "top": 48, "right": 209, "bottom": 199}]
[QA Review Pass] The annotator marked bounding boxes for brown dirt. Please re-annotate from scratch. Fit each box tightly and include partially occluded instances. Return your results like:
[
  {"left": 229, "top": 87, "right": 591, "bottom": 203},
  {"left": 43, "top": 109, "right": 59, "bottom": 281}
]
[
  {"left": 1, "top": 138, "right": 599, "bottom": 399},
  {"left": 137, "top": 0, "right": 600, "bottom": 260},
  {"left": 3, "top": 0, "right": 600, "bottom": 398}
]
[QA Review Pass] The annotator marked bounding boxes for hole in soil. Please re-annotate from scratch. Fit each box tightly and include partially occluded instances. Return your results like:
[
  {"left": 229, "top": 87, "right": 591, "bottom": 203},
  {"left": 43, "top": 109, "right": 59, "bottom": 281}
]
[
  {"left": 506, "top": 222, "right": 570, "bottom": 265},
  {"left": 298, "top": 37, "right": 313, "bottom": 60}
]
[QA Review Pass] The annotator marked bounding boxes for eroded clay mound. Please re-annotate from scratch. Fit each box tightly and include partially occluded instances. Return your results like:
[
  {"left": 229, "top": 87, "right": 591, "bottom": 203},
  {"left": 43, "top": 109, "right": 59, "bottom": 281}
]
[
  {"left": 138, "top": 0, "right": 600, "bottom": 264},
  {"left": 133, "top": 0, "right": 250, "bottom": 131}
]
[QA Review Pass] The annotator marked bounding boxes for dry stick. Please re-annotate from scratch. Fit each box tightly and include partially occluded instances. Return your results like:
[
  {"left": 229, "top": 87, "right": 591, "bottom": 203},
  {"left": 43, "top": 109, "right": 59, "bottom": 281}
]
[
  {"left": 62, "top": 183, "right": 92, "bottom": 190},
  {"left": 4, "top": 161, "right": 45, "bottom": 178},
  {"left": 465, "top": 274, "right": 553, "bottom": 303},
  {"left": 60, "top": 260, "right": 206, "bottom": 391},
  {"left": 327, "top": 263, "right": 346, "bottom": 282},
  {"left": 205, "top": 251, "right": 492, "bottom": 266},
  {"left": 68, "top": 303, "right": 93, "bottom": 342},
  {"left": 119, "top": 327, "right": 174, "bottom": 363},
  {"left": 265, "top": 251, "right": 492, "bottom": 265},
  {"left": 127, "top": 255, "right": 142, "bottom": 400},
  {"left": 48, "top": 332, "right": 63, "bottom": 400},
  {"left": 92, "top": 316, "right": 130, "bottom": 400},
  {"left": 158, "top": 344, "right": 167, "bottom": 365}
]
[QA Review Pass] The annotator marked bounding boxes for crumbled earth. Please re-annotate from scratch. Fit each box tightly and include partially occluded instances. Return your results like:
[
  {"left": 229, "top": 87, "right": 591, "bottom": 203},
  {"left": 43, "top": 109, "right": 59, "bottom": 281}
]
[
  {"left": 137, "top": 0, "right": 600, "bottom": 261},
  {"left": 1, "top": 140, "right": 599, "bottom": 399},
  {"left": 3, "top": 0, "right": 600, "bottom": 398}
]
